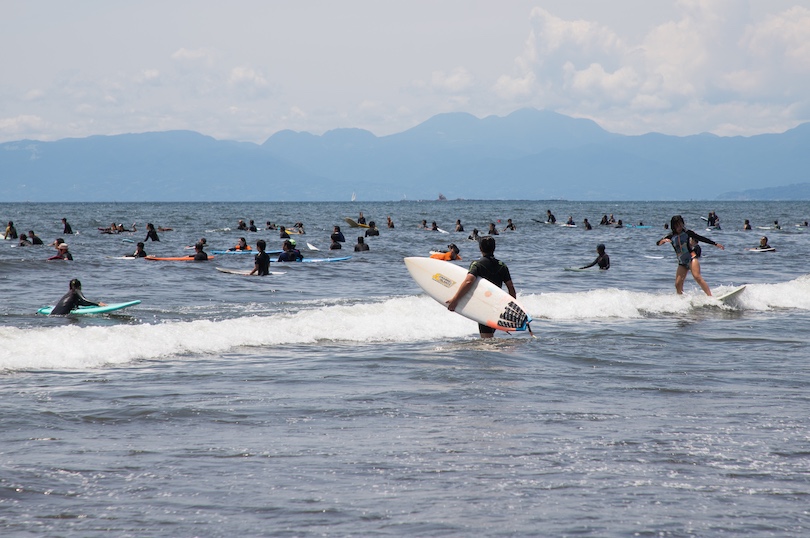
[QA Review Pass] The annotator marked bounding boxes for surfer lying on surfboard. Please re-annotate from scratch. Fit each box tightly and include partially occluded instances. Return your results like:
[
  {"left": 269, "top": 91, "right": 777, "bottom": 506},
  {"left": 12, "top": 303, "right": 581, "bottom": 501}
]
[{"left": 446, "top": 236, "right": 518, "bottom": 339}]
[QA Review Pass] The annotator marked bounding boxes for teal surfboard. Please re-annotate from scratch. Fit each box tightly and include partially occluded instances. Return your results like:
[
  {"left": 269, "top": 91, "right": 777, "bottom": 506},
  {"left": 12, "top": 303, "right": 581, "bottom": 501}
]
[{"left": 37, "top": 300, "right": 141, "bottom": 315}]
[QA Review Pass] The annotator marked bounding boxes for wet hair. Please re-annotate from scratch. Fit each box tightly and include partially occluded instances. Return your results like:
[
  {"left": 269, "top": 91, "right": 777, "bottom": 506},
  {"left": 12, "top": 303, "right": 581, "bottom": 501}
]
[
  {"left": 283, "top": 239, "right": 294, "bottom": 250},
  {"left": 448, "top": 243, "right": 459, "bottom": 253},
  {"left": 479, "top": 236, "right": 496, "bottom": 255},
  {"left": 69, "top": 278, "right": 82, "bottom": 290},
  {"left": 256, "top": 239, "right": 266, "bottom": 251},
  {"left": 597, "top": 243, "right": 606, "bottom": 253},
  {"left": 670, "top": 215, "right": 685, "bottom": 231},
  {"left": 357, "top": 236, "right": 364, "bottom": 243},
  {"left": 137, "top": 242, "right": 145, "bottom": 248}
]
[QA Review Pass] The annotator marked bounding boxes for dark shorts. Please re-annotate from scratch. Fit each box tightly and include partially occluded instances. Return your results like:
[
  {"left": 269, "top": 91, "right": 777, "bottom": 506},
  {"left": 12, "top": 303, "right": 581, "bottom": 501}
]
[{"left": 478, "top": 323, "right": 496, "bottom": 335}]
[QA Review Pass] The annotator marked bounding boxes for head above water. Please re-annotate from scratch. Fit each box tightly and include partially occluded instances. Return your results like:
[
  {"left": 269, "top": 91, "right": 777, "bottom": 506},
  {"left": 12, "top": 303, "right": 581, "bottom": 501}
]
[
  {"left": 479, "top": 236, "right": 496, "bottom": 255},
  {"left": 69, "top": 278, "right": 82, "bottom": 290},
  {"left": 670, "top": 215, "right": 685, "bottom": 231},
  {"left": 597, "top": 243, "right": 606, "bottom": 253}
]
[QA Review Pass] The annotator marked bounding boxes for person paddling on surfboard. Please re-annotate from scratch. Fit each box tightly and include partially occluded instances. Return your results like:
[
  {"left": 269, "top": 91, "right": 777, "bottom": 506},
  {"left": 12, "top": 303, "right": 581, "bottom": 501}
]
[
  {"left": 50, "top": 279, "right": 106, "bottom": 315},
  {"left": 656, "top": 215, "right": 724, "bottom": 296},
  {"left": 446, "top": 236, "right": 517, "bottom": 339},
  {"left": 749, "top": 236, "right": 775, "bottom": 251}
]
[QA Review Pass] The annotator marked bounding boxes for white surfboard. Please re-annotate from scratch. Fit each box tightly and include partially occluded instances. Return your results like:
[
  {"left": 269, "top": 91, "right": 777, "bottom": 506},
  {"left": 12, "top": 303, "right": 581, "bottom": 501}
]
[
  {"left": 716, "top": 285, "right": 745, "bottom": 304},
  {"left": 404, "top": 257, "right": 532, "bottom": 333}
]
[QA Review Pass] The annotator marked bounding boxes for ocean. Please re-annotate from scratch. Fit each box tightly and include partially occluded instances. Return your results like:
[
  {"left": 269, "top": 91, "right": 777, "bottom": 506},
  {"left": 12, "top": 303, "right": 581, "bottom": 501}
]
[{"left": 1, "top": 200, "right": 809, "bottom": 536}]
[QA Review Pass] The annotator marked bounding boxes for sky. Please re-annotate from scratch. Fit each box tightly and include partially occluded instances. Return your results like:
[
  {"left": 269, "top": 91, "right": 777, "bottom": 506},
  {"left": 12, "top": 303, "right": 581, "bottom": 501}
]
[{"left": 1, "top": 0, "right": 809, "bottom": 143}]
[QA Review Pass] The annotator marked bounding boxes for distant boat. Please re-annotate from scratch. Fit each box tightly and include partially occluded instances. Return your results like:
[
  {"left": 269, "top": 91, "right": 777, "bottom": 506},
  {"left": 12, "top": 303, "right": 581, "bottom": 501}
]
[
  {"left": 438, "top": 193, "right": 447, "bottom": 201},
  {"left": 351, "top": 192, "right": 356, "bottom": 202}
]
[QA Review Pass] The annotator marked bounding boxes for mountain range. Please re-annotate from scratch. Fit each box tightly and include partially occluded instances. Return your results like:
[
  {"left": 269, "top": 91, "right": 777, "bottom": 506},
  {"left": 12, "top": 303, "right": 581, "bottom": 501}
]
[{"left": 1, "top": 108, "right": 808, "bottom": 202}]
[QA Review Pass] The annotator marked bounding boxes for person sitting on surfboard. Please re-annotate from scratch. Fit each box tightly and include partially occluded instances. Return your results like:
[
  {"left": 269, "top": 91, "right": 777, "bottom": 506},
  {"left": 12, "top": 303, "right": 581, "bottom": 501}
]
[
  {"left": 50, "top": 279, "right": 106, "bottom": 315},
  {"left": 277, "top": 240, "right": 303, "bottom": 262},
  {"left": 581, "top": 244, "right": 610, "bottom": 270},
  {"left": 430, "top": 244, "right": 461, "bottom": 261},
  {"left": 4, "top": 221, "right": 18, "bottom": 240},
  {"left": 229, "top": 237, "right": 251, "bottom": 251},
  {"left": 750, "top": 236, "right": 774, "bottom": 251},
  {"left": 191, "top": 242, "right": 208, "bottom": 261},
  {"left": 61, "top": 218, "right": 73, "bottom": 235},
  {"left": 743, "top": 219, "right": 752, "bottom": 230},
  {"left": 446, "top": 236, "right": 517, "bottom": 339},
  {"left": 546, "top": 210, "right": 556, "bottom": 224},
  {"left": 364, "top": 221, "right": 380, "bottom": 237},
  {"left": 583, "top": 218, "right": 593, "bottom": 230},
  {"left": 455, "top": 219, "right": 464, "bottom": 232},
  {"left": 566, "top": 216, "right": 575, "bottom": 226},
  {"left": 249, "top": 240, "right": 270, "bottom": 276},
  {"left": 27, "top": 230, "right": 44, "bottom": 245},
  {"left": 656, "top": 215, "right": 724, "bottom": 296},
  {"left": 357, "top": 212, "right": 366, "bottom": 225},
  {"left": 248, "top": 220, "right": 258, "bottom": 232}
]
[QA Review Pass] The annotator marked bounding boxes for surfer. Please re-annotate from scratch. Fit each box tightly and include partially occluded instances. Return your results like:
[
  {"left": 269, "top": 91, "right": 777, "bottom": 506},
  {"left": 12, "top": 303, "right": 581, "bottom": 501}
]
[
  {"left": 566, "top": 216, "right": 575, "bottom": 226},
  {"left": 430, "top": 243, "right": 461, "bottom": 261},
  {"left": 365, "top": 221, "right": 380, "bottom": 237},
  {"left": 455, "top": 219, "right": 464, "bottom": 232},
  {"left": 228, "top": 237, "right": 251, "bottom": 251},
  {"left": 28, "top": 230, "right": 44, "bottom": 245},
  {"left": 386, "top": 216, "right": 395, "bottom": 229},
  {"left": 354, "top": 237, "right": 369, "bottom": 251},
  {"left": 125, "top": 242, "right": 148, "bottom": 258},
  {"left": 49, "top": 279, "right": 106, "bottom": 315},
  {"left": 656, "top": 215, "right": 724, "bottom": 296},
  {"left": 18, "top": 234, "right": 32, "bottom": 247},
  {"left": 750, "top": 236, "right": 774, "bottom": 251},
  {"left": 446, "top": 236, "right": 517, "bottom": 339},
  {"left": 248, "top": 220, "right": 257, "bottom": 232},
  {"left": 144, "top": 223, "right": 160, "bottom": 242},
  {"left": 357, "top": 212, "right": 366, "bottom": 225},
  {"left": 487, "top": 223, "right": 499, "bottom": 235},
  {"left": 503, "top": 219, "right": 516, "bottom": 231},
  {"left": 237, "top": 219, "right": 248, "bottom": 231},
  {"left": 279, "top": 226, "right": 290, "bottom": 239},
  {"left": 431, "top": 221, "right": 439, "bottom": 232},
  {"left": 277, "top": 240, "right": 303, "bottom": 262},
  {"left": 331, "top": 226, "right": 345, "bottom": 243},
  {"left": 773, "top": 220, "right": 781, "bottom": 230},
  {"left": 468, "top": 228, "right": 480, "bottom": 242},
  {"left": 707, "top": 211, "right": 720, "bottom": 227},
  {"left": 61, "top": 218, "right": 73, "bottom": 234},
  {"left": 249, "top": 240, "right": 270, "bottom": 275},
  {"left": 48, "top": 243, "right": 73, "bottom": 261},
  {"left": 580, "top": 244, "right": 610, "bottom": 270},
  {"left": 265, "top": 221, "right": 277, "bottom": 230},
  {"left": 191, "top": 242, "right": 208, "bottom": 261},
  {"left": 546, "top": 210, "right": 556, "bottom": 224},
  {"left": 4, "top": 221, "right": 18, "bottom": 240},
  {"left": 583, "top": 218, "right": 592, "bottom": 230}
]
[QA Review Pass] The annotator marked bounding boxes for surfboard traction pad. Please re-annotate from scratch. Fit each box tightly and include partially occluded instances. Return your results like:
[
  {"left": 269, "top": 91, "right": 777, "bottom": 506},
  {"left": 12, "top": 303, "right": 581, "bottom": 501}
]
[{"left": 431, "top": 271, "right": 531, "bottom": 331}]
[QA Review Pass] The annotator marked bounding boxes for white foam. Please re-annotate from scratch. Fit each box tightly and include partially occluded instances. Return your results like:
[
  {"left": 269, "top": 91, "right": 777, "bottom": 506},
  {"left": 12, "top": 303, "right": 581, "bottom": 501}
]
[{"left": 3, "top": 274, "right": 809, "bottom": 371}]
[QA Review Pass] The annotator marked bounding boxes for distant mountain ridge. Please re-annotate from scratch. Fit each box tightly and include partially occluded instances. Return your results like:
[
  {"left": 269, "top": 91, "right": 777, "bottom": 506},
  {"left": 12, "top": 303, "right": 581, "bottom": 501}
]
[{"left": 1, "top": 108, "right": 808, "bottom": 202}]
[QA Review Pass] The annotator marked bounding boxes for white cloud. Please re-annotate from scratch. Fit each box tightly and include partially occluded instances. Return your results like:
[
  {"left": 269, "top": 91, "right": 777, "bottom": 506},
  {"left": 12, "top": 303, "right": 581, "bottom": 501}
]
[
  {"left": 228, "top": 66, "right": 272, "bottom": 98},
  {"left": 429, "top": 67, "right": 474, "bottom": 93},
  {"left": 0, "top": 114, "right": 48, "bottom": 137}
]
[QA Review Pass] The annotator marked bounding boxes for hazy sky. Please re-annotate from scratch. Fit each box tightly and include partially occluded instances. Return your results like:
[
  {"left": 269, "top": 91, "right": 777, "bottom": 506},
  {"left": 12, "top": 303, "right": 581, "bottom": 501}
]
[{"left": 2, "top": 0, "right": 809, "bottom": 143}]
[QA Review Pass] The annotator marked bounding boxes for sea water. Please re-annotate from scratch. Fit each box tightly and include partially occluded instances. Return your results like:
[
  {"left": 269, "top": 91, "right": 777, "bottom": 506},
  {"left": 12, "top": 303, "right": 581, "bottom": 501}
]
[{"left": 1, "top": 200, "right": 809, "bottom": 536}]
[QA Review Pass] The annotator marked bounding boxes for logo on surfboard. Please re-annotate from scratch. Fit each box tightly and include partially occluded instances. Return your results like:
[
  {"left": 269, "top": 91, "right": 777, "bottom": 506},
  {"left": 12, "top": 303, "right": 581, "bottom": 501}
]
[{"left": 431, "top": 273, "right": 455, "bottom": 288}]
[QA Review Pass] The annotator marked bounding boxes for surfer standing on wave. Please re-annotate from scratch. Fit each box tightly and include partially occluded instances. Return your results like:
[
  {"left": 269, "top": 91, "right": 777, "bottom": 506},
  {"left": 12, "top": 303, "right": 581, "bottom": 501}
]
[
  {"left": 656, "top": 215, "right": 724, "bottom": 296},
  {"left": 446, "top": 236, "right": 516, "bottom": 339}
]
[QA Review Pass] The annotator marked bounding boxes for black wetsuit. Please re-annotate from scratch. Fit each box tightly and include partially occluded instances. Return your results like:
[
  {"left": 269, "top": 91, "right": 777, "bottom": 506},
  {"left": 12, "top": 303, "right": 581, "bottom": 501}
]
[
  {"left": 331, "top": 231, "right": 345, "bottom": 243},
  {"left": 50, "top": 289, "right": 98, "bottom": 315},
  {"left": 468, "top": 254, "right": 513, "bottom": 334},
  {"left": 583, "top": 253, "right": 610, "bottom": 270},
  {"left": 277, "top": 249, "right": 303, "bottom": 262},
  {"left": 330, "top": 241, "right": 342, "bottom": 250},
  {"left": 354, "top": 243, "right": 369, "bottom": 251},
  {"left": 365, "top": 228, "right": 379, "bottom": 237},
  {"left": 30, "top": 235, "right": 44, "bottom": 245},
  {"left": 63, "top": 222, "right": 73, "bottom": 234},
  {"left": 193, "top": 251, "right": 208, "bottom": 261},
  {"left": 254, "top": 251, "right": 270, "bottom": 275},
  {"left": 145, "top": 229, "right": 160, "bottom": 242}
]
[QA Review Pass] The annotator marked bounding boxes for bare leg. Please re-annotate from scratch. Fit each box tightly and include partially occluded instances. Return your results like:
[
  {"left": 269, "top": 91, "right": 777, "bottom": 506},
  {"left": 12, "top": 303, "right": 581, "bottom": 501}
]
[
  {"left": 690, "top": 258, "right": 712, "bottom": 296},
  {"left": 674, "top": 265, "right": 688, "bottom": 294}
]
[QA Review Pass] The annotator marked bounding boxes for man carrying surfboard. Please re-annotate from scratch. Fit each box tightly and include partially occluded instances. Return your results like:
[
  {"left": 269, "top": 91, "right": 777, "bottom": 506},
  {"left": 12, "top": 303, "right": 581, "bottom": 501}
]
[
  {"left": 50, "top": 279, "right": 106, "bottom": 315},
  {"left": 446, "top": 236, "right": 517, "bottom": 338}
]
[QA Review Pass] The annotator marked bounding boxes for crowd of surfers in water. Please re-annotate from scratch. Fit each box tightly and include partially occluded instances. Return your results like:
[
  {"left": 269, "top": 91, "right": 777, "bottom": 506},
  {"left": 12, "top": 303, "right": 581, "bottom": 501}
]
[{"left": 5, "top": 209, "right": 806, "bottom": 323}]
